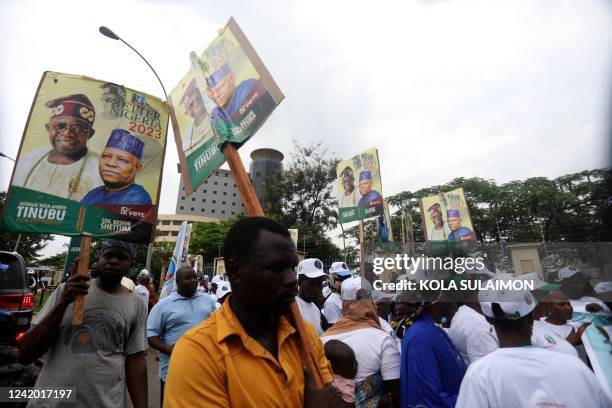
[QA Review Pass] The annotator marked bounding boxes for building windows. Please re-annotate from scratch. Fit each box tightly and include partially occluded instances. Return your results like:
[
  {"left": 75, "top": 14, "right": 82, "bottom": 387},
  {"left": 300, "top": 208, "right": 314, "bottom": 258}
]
[
  {"left": 223, "top": 183, "right": 227, "bottom": 187},
  {"left": 213, "top": 191, "right": 217, "bottom": 195},
  {"left": 222, "top": 201, "right": 226, "bottom": 205},
  {"left": 214, "top": 181, "right": 218, "bottom": 185},
  {"left": 222, "top": 210, "right": 226, "bottom": 214},
  {"left": 233, "top": 193, "right": 236, "bottom": 197},
  {"left": 233, "top": 184, "right": 236, "bottom": 188},
  {"left": 215, "top": 171, "right": 219, "bottom": 176},
  {"left": 180, "top": 206, "right": 184, "bottom": 210},
  {"left": 174, "top": 221, "right": 182, "bottom": 226},
  {"left": 212, "top": 200, "right": 216, "bottom": 204},
  {"left": 162, "top": 220, "right": 170, "bottom": 225},
  {"left": 231, "top": 211, "right": 235, "bottom": 215},
  {"left": 181, "top": 196, "right": 185, "bottom": 200},
  {"left": 191, "top": 197, "right": 195, "bottom": 201},
  {"left": 190, "top": 207, "right": 194, "bottom": 211},
  {"left": 211, "top": 209, "right": 215, "bottom": 213},
  {"left": 202, "top": 199, "right": 206, "bottom": 203},
  {"left": 223, "top": 192, "right": 227, "bottom": 196},
  {"left": 232, "top": 202, "right": 235, "bottom": 206},
  {"left": 201, "top": 208, "right": 204, "bottom": 212},
  {"left": 203, "top": 190, "right": 207, "bottom": 193}
]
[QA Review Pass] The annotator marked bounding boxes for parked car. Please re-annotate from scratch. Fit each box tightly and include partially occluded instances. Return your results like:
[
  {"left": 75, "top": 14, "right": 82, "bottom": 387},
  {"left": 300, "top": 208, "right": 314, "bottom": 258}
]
[{"left": 0, "top": 252, "right": 34, "bottom": 345}]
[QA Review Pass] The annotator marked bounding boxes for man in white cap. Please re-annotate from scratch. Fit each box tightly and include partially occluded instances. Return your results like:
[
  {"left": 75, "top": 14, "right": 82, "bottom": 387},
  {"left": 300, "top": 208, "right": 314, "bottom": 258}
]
[
  {"left": 456, "top": 285, "right": 611, "bottom": 407},
  {"left": 296, "top": 258, "right": 327, "bottom": 335},
  {"left": 323, "top": 262, "right": 352, "bottom": 325},
  {"left": 215, "top": 281, "right": 232, "bottom": 306}
]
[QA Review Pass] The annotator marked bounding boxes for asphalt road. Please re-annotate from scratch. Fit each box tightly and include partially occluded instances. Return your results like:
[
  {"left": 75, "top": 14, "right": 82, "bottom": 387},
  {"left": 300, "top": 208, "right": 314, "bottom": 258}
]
[{"left": 127, "top": 350, "right": 161, "bottom": 408}]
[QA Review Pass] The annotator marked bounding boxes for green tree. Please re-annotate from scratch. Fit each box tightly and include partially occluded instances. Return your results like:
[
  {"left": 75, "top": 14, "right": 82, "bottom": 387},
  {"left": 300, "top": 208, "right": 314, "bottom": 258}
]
[
  {"left": 0, "top": 191, "right": 53, "bottom": 263},
  {"left": 270, "top": 140, "right": 342, "bottom": 259},
  {"left": 189, "top": 216, "right": 243, "bottom": 262}
]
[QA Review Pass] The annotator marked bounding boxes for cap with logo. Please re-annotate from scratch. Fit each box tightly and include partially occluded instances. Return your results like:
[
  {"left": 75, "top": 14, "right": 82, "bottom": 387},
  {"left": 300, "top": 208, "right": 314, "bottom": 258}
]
[
  {"left": 215, "top": 282, "right": 232, "bottom": 299},
  {"left": 558, "top": 266, "right": 579, "bottom": 281},
  {"left": 297, "top": 258, "right": 327, "bottom": 279},
  {"left": 329, "top": 261, "right": 351, "bottom": 277},
  {"left": 479, "top": 282, "right": 537, "bottom": 320},
  {"left": 211, "top": 275, "right": 225, "bottom": 285}
]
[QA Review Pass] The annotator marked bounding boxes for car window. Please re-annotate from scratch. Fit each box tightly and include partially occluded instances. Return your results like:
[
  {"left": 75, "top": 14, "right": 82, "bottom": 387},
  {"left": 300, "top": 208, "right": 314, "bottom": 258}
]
[{"left": 0, "top": 253, "right": 24, "bottom": 290}]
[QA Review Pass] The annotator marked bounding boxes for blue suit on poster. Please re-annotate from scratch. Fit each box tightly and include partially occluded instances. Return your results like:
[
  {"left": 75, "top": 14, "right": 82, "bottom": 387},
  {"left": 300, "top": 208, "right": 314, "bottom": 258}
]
[
  {"left": 81, "top": 184, "right": 152, "bottom": 205},
  {"left": 448, "top": 227, "right": 474, "bottom": 241},
  {"left": 358, "top": 190, "right": 383, "bottom": 208},
  {"left": 210, "top": 79, "right": 258, "bottom": 124}
]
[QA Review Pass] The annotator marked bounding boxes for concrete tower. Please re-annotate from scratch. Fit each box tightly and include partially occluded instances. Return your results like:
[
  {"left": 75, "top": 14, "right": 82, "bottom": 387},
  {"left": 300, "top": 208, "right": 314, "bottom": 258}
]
[{"left": 249, "top": 148, "right": 284, "bottom": 214}]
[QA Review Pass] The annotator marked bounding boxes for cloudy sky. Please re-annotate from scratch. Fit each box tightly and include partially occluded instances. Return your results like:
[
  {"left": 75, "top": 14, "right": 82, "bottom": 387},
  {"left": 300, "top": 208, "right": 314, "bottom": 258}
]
[{"left": 1, "top": 0, "right": 610, "bottom": 257}]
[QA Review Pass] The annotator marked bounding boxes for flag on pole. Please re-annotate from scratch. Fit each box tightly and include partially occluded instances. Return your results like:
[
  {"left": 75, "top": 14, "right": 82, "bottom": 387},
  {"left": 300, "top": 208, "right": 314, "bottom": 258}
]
[{"left": 160, "top": 221, "right": 192, "bottom": 298}]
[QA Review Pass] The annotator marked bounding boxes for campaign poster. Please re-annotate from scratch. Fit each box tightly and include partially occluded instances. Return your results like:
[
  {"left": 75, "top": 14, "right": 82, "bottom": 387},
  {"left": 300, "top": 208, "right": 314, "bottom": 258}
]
[
  {"left": 170, "top": 17, "right": 285, "bottom": 195},
  {"left": 337, "top": 147, "right": 384, "bottom": 223},
  {"left": 419, "top": 187, "right": 476, "bottom": 242},
  {"left": 2, "top": 71, "right": 169, "bottom": 244}
]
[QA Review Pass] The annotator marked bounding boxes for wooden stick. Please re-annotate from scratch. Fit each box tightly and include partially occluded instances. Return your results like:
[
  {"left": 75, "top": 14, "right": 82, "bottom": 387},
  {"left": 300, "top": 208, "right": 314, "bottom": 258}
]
[
  {"left": 71, "top": 236, "right": 91, "bottom": 326},
  {"left": 359, "top": 220, "right": 365, "bottom": 277},
  {"left": 223, "top": 142, "right": 324, "bottom": 387}
]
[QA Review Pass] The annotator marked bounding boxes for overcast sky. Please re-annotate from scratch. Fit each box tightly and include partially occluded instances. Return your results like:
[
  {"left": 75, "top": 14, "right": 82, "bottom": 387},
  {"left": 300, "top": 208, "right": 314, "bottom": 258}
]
[{"left": 1, "top": 0, "right": 611, "bottom": 257}]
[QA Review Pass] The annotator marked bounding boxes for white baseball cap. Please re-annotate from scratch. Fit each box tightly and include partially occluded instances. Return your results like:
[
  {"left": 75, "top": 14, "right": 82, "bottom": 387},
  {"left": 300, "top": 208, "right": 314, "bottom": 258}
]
[
  {"left": 297, "top": 258, "right": 327, "bottom": 279},
  {"left": 341, "top": 277, "right": 373, "bottom": 301},
  {"left": 329, "top": 262, "right": 352, "bottom": 277},
  {"left": 215, "top": 282, "right": 232, "bottom": 299},
  {"left": 211, "top": 275, "right": 225, "bottom": 285},
  {"left": 558, "top": 266, "right": 579, "bottom": 281},
  {"left": 479, "top": 282, "right": 537, "bottom": 320}
]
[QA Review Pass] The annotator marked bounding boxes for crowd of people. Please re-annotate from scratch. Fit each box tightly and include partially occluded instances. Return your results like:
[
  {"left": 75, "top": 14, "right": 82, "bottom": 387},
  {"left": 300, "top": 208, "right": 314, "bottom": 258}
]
[{"left": 15, "top": 217, "right": 612, "bottom": 407}]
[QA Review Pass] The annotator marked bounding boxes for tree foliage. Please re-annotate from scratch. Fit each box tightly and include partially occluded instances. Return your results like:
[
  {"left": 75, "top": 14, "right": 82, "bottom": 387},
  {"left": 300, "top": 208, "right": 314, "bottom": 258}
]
[
  {"left": 189, "top": 216, "right": 243, "bottom": 262},
  {"left": 269, "top": 140, "right": 342, "bottom": 259},
  {"left": 0, "top": 191, "right": 53, "bottom": 263}
]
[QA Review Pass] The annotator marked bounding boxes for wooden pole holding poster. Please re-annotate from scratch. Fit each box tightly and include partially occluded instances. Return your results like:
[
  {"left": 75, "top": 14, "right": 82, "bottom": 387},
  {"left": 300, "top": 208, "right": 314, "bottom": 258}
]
[
  {"left": 359, "top": 220, "right": 365, "bottom": 277},
  {"left": 222, "top": 143, "right": 324, "bottom": 388},
  {"left": 71, "top": 236, "right": 91, "bottom": 326}
]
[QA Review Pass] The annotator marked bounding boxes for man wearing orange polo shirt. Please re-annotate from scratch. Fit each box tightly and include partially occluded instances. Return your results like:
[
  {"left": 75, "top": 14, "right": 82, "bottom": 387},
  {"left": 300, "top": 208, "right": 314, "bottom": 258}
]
[{"left": 164, "top": 217, "right": 341, "bottom": 407}]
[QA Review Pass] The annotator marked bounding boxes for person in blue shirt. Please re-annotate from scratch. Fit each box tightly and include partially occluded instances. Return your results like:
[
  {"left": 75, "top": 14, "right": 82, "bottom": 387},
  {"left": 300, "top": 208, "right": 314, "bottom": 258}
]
[
  {"left": 205, "top": 63, "right": 264, "bottom": 142},
  {"left": 81, "top": 129, "right": 152, "bottom": 205},
  {"left": 446, "top": 209, "right": 476, "bottom": 241},
  {"left": 357, "top": 170, "right": 383, "bottom": 208},
  {"left": 147, "top": 265, "right": 216, "bottom": 405},
  {"left": 401, "top": 287, "right": 466, "bottom": 408}
]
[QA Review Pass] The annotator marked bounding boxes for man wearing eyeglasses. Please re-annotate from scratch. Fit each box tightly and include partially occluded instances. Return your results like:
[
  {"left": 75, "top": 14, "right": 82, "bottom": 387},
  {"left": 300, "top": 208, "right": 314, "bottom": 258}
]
[{"left": 13, "top": 94, "right": 103, "bottom": 200}]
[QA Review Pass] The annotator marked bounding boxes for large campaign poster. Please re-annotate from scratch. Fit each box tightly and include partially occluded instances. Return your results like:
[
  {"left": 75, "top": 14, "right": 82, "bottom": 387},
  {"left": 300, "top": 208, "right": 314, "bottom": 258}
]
[
  {"left": 170, "top": 17, "right": 285, "bottom": 195},
  {"left": 337, "top": 147, "right": 384, "bottom": 223},
  {"left": 419, "top": 187, "right": 476, "bottom": 242},
  {"left": 2, "top": 71, "right": 169, "bottom": 244}
]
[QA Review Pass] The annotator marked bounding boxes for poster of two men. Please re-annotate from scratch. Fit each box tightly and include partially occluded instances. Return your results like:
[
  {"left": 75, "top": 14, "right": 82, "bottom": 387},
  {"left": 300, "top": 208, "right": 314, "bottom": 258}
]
[{"left": 3, "top": 71, "right": 169, "bottom": 244}]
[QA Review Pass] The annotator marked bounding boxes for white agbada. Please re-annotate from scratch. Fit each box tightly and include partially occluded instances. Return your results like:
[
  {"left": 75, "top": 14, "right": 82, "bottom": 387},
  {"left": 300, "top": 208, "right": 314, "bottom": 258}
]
[
  {"left": 321, "top": 327, "right": 401, "bottom": 383},
  {"left": 447, "top": 305, "right": 498, "bottom": 365},
  {"left": 296, "top": 296, "right": 323, "bottom": 335},
  {"left": 13, "top": 148, "right": 102, "bottom": 201},
  {"left": 134, "top": 284, "right": 149, "bottom": 307},
  {"left": 456, "top": 347, "right": 611, "bottom": 408},
  {"left": 323, "top": 292, "right": 342, "bottom": 324}
]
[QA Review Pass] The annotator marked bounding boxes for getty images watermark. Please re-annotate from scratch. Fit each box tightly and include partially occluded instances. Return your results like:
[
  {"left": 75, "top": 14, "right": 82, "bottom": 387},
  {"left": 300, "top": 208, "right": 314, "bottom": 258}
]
[{"left": 372, "top": 255, "right": 535, "bottom": 292}]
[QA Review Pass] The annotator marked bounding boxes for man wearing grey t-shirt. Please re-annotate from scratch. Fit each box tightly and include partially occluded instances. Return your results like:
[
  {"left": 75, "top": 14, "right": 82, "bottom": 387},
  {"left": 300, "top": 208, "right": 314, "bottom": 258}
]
[{"left": 18, "top": 239, "right": 148, "bottom": 408}]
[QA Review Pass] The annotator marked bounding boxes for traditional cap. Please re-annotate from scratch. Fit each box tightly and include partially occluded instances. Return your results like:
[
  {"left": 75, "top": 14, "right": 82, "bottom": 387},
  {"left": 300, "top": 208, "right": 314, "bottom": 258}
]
[
  {"left": 340, "top": 166, "right": 354, "bottom": 180},
  {"left": 139, "top": 269, "right": 150, "bottom": 277},
  {"left": 298, "top": 258, "right": 327, "bottom": 279},
  {"left": 180, "top": 79, "right": 199, "bottom": 106},
  {"left": 215, "top": 282, "right": 232, "bottom": 299},
  {"left": 329, "top": 261, "right": 351, "bottom": 277},
  {"left": 447, "top": 209, "right": 460, "bottom": 217},
  {"left": 359, "top": 170, "right": 372, "bottom": 182},
  {"left": 101, "top": 238, "right": 136, "bottom": 259},
  {"left": 211, "top": 275, "right": 225, "bottom": 285},
  {"left": 106, "top": 129, "right": 144, "bottom": 160},
  {"left": 558, "top": 266, "right": 579, "bottom": 281},
  {"left": 341, "top": 277, "right": 373, "bottom": 301},
  {"left": 517, "top": 272, "right": 547, "bottom": 290},
  {"left": 206, "top": 63, "right": 231, "bottom": 88},
  {"left": 479, "top": 282, "right": 537, "bottom": 320},
  {"left": 427, "top": 203, "right": 442, "bottom": 212},
  {"left": 46, "top": 94, "right": 95, "bottom": 126}
]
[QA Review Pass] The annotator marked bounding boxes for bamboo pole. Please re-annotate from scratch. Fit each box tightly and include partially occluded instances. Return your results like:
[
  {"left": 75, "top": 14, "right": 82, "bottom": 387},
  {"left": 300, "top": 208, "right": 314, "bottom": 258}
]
[
  {"left": 223, "top": 142, "right": 324, "bottom": 388},
  {"left": 71, "top": 236, "right": 91, "bottom": 326}
]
